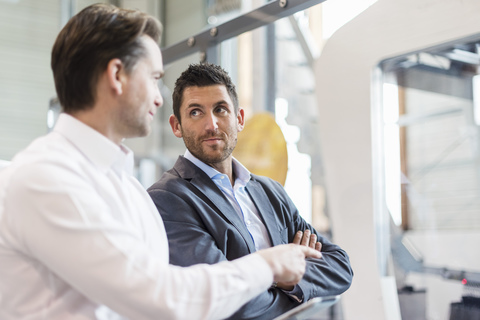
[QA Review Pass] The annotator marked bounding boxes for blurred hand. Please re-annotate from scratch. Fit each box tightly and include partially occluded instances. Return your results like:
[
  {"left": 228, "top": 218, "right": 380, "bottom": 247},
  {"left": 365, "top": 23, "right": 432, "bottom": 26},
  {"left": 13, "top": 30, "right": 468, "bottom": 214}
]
[{"left": 256, "top": 244, "right": 321, "bottom": 287}]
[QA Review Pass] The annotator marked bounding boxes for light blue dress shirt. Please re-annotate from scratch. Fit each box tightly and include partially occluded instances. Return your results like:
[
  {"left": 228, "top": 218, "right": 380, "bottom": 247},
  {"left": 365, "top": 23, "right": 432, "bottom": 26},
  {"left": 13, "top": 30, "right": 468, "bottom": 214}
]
[{"left": 184, "top": 150, "right": 272, "bottom": 251}]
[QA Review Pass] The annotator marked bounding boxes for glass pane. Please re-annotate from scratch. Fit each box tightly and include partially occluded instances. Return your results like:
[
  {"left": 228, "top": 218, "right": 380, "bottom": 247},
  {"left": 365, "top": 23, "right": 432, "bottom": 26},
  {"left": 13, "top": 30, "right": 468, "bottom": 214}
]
[{"left": 379, "top": 37, "right": 480, "bottom": 320}]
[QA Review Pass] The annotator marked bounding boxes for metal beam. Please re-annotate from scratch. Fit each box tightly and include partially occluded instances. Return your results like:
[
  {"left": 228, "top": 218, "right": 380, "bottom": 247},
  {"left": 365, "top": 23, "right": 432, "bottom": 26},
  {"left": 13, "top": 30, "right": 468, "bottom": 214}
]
[
  {"left": 161, "top": 0, "right": 326, "bottom": 65},
  {"left": 288, "top": 15, "right": 319, "bottom": 70}
]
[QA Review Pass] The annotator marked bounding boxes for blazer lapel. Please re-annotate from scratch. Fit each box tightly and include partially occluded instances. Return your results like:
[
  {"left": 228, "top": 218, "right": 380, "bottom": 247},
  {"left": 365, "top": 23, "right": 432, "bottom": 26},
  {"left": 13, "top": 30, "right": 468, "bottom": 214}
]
[
  {"left": 246, "top": 178, "right": 284, "bottom": 246},
  {"left": 174, "top": 157, "right": 256, "bottom": 252}
]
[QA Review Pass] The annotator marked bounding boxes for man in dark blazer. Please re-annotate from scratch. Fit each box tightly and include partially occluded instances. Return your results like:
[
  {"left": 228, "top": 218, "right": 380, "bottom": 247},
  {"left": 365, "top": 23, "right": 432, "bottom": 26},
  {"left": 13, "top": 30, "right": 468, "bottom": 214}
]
[{"left": 148, "top": 63, "right": 353, "bottom": 320}]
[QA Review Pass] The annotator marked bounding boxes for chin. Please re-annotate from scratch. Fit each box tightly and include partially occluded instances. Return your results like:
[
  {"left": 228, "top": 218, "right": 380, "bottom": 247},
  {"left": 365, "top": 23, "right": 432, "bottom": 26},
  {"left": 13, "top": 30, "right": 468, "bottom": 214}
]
[
  {"left": 141, "top": 128, "right": 151, "bottom": 137},
  {"left": 127, "top": 127, "right": 150, "bottom": 139}
]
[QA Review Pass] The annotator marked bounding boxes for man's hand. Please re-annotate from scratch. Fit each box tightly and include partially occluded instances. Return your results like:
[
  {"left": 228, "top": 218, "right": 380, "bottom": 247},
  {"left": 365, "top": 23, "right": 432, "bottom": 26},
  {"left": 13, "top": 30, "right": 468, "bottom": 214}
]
[
  {"left": 256, "top": 244, "right": 321, "bottom": 288},
  {"left": 292, "top": 230, "right": 322, "bottom": 252},
  {"left": 274, "top": 230, "right": 323, "bottom": 290}
]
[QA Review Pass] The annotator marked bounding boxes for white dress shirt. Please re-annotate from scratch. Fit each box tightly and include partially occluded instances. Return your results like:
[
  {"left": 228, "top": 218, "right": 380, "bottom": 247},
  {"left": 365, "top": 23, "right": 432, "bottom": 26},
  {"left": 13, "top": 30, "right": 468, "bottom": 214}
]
[
  {"left": 184, "top": 150, "right": 272, "bottom": 251},
  {"left": 0, "top": 114, "right": 272, "bottom": 320}
]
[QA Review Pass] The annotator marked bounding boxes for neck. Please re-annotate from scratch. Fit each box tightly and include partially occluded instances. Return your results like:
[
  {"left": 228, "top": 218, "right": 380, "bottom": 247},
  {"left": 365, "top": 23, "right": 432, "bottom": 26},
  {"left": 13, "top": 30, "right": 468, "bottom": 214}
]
[{"left": 69, "top": 107, "right": 123, "bottom": 145}]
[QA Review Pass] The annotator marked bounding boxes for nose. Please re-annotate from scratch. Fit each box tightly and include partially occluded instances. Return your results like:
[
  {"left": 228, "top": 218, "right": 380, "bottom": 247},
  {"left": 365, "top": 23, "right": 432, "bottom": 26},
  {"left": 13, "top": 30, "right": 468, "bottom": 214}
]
[
  {"left": 204, "top": 112, "right": 219, "bottom": 132},
  {"left": 155, "top": 94, "right": 163, "bottom": 108},
  {"left": 154, "top": 84, "right": 163, "bottom": 108}
]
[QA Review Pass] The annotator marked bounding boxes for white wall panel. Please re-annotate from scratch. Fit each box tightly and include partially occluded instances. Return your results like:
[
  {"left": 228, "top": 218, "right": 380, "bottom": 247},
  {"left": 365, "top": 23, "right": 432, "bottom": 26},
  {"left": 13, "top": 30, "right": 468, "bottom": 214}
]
[{"left": 0, "top": 0, "right": 59, "bottom": 160}]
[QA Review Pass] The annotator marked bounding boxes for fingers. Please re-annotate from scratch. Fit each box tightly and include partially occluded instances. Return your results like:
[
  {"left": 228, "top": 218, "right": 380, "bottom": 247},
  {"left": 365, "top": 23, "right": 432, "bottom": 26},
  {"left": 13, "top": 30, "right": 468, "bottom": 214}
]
[
  {"left": 257, "top": 244, "right": 306, "bottom": 284},
  {"left": 292, "top": 231, "right": 303, "bottom": 245},
  {"left": 298, "top": 245, "right": 322, "bottom": 259},
  {"left": 300, "top": 229, "right": 310, "bottom": 246},
  {"left": 294, "top": 229, "right": 322, "bottom": 252},
  {"left": 257, "top": 234, "right": 325, "bottom": 290},
  {"left": 309, "top": 233, "right": 317, "bottom": 249},
  {"left": 257, "top": 243, "right": 324, "bottom": 285}
]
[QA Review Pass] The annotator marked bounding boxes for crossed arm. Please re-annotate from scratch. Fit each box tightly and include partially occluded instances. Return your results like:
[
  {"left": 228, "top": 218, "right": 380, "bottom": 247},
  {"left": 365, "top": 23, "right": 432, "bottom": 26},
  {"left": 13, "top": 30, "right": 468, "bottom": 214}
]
[{"left": 276, "top": 229, "right": 322, "bottom": 290}]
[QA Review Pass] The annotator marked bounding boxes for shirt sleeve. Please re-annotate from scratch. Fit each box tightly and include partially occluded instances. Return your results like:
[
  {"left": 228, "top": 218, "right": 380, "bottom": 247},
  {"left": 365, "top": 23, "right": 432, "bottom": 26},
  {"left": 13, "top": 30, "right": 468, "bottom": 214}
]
[
  {"left": 4, "top": 161, "right": 273, "bottom": 320},
  {"left": 280, "top": 285, "right": 304, "bottom": 303}
]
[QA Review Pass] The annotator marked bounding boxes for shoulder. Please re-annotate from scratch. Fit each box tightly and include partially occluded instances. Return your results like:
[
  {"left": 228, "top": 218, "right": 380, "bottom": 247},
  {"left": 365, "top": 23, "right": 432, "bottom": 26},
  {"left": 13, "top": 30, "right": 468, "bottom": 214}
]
[
  {"left": 4, "top": 133, "right": 97, "bottom": 198},
  {"left": 0, "top": 133, "right": 110, "bottom": 236},
  {"left": 148, "top": 166, "right": 184, "bottom": 193},
  {"left": 147, "top": 156, "right": 204, "bottom": 194},
  {"left": 148, "top": 157, "right": 187, "bottom": 187}
]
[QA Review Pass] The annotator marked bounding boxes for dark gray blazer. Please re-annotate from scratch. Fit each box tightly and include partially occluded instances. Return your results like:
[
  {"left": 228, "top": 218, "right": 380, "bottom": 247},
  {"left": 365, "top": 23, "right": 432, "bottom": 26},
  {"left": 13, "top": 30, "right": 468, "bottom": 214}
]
[{"left": 148, "top": 156, "right": 353, "bottom": 320}]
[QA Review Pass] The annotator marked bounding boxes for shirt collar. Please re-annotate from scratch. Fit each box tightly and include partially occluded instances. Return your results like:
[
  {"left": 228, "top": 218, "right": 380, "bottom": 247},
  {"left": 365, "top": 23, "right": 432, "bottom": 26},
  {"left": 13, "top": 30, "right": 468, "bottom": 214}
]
[
  {"left": 53, "top": 113, "right": 134, "bottom": 176},
  {"left": 184, "top": 149, "right": 251, "bottom": 185}
]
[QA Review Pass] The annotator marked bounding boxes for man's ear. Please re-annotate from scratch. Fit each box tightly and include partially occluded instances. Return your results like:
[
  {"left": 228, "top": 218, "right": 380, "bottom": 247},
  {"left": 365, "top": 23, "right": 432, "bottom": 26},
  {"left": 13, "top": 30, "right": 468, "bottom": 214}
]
[
  {"left": 169, "top": 114, "right": 183, "bottom": 138},
  {"left": 237, "top": 108, "right": 245, "bottom": 132},
  {"left": 106, "top": 58, "right": 125, "bottom": 95}
]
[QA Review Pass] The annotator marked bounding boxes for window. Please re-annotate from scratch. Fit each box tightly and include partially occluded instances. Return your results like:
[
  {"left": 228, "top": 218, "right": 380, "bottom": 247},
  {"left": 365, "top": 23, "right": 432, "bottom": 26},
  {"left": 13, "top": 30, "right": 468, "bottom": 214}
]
[{"left": 379, "top": 36, "right": 480, "bottom": 320}]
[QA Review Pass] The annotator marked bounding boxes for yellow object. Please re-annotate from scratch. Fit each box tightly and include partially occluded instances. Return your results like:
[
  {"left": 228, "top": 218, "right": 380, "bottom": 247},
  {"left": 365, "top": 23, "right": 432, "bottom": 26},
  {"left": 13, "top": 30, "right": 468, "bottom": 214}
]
[{"left": 233, "top": 112, "right": 288, "bottom": 186}]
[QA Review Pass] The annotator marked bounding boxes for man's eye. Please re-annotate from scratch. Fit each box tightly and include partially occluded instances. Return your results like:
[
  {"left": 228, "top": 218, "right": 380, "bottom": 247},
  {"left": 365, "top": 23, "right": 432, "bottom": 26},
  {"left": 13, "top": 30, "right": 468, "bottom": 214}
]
[
  {"left": 215, "top": 106, "right": 227, "bottom": 114},
  {"left": 190, "top": 110, "right": 200, "bottom": 116}
]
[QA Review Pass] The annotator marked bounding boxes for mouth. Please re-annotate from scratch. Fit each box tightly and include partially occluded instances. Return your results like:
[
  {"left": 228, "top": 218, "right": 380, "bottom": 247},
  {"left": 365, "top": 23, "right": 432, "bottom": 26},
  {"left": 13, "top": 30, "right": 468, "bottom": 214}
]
[
  {"left": 203, "top": 135, "right": 223, "bottom": 141},
  {"left": 202, "top": 136, "right": 224, "bottom": 144}
]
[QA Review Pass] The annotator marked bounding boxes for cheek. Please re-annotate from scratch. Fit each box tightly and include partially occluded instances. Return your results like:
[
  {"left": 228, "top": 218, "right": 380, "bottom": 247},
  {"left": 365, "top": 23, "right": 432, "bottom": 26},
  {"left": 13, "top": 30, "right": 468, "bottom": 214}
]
[
  {"left": 149, "top": 83, "right": 157, "bottom": 96},
  {"left": 183, "top": 128, "right": 195, "bottom": 139},
  {"left": 228, "top": 121, "right": 239, "bottom": 135}
]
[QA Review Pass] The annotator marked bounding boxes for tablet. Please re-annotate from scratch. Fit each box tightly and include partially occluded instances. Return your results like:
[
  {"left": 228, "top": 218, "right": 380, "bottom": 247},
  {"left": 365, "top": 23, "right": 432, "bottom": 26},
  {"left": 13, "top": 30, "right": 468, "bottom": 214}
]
[{"left": 273, "top": 295, "right": 340, "bottom": 320}]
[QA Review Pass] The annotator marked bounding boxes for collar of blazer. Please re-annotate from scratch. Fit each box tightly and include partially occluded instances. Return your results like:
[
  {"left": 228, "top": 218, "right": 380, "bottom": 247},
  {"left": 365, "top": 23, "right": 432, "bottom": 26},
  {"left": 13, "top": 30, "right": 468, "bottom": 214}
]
[
  {"left": 174, "top": 156, "right": 257, "bottom": 251},
  {"left": 173, "top": 156, "right": 285, "bottom": 249}
]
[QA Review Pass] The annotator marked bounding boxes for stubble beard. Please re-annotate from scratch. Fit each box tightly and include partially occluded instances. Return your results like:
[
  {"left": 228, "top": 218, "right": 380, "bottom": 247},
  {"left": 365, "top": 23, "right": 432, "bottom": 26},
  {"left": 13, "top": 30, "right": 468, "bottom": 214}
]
[
  {"left": 123, "top": 118, "right": 149, "bottom": 139},
  {"left": 183, "top": 130, "right": 237, "bottom": 165},
  {"left": 116, "top": 97, "right": 151, "bottom": 139}
]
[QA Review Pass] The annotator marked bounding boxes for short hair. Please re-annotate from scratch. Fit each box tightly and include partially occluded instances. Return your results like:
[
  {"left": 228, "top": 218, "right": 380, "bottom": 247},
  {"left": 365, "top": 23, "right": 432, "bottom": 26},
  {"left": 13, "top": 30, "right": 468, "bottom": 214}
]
[
  {"left": 172, "top": 63, "right": 239, "bottom": 123},
  {"left": 51, "top": 4, "right": 163, "bottom": 113}
]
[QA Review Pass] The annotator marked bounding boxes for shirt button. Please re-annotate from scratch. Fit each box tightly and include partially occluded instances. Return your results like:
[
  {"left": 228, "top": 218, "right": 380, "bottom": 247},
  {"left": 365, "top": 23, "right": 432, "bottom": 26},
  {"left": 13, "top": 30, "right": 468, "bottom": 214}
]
[{"left": 246, "top": 220, "right": 251, "bottom": 225}]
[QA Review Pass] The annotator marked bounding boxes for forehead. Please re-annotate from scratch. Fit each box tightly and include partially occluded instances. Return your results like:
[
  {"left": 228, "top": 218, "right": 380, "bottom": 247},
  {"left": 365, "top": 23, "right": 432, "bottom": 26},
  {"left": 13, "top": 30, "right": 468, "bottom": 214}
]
[
  {"left": 181, "top": 85, "right": 232, "bottom": 107},
  {"left": 139, "top": 35, "right": 164, "bottom": 72}
]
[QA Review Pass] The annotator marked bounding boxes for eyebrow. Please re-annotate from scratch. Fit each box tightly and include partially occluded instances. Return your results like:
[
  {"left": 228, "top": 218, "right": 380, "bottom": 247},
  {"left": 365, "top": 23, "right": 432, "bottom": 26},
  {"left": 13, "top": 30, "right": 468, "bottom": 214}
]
[
  {"left": 186, "top": 103, "right": 203, "bottom": 109},
  {"left": 186, "top": 100, "right": 228, "bottom": 108},
  {"left": 214, "top": 101, "right": 233, "bottom": 112},
  {"left": 214, "top": 100, "right": 229, "bottom": 106},
  {"left": 210, "top": 100, "right": 232, "bottom": 110}
]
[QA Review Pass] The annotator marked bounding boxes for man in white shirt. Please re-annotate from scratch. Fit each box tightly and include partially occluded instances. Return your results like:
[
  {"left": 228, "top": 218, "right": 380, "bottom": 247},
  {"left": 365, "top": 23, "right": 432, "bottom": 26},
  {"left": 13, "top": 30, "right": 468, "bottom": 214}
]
[{"left": 0, "top": 4, "right": 321, "bottom": 320}]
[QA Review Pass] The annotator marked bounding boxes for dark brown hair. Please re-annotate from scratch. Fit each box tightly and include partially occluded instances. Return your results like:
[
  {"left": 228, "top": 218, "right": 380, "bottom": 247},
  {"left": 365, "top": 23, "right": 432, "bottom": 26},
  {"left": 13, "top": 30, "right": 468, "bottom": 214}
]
[
  {"left": 51, "top": 4, "right": 162, "bottom": 113},
  {"left": 172, "top": 63, "right": 239, "bottom": 123}
]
